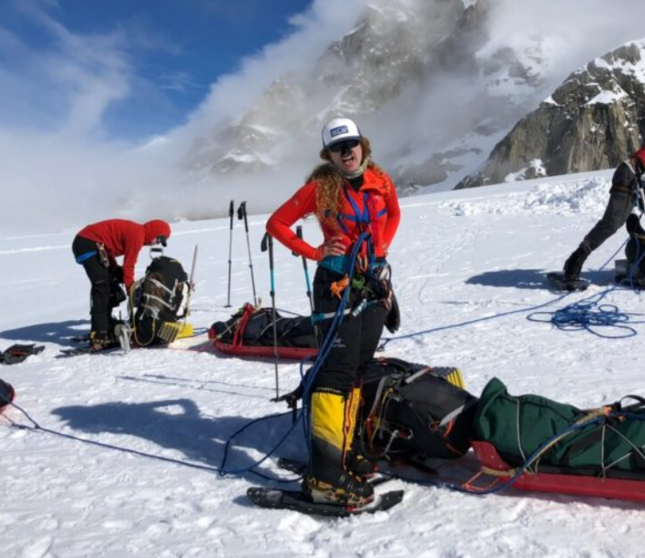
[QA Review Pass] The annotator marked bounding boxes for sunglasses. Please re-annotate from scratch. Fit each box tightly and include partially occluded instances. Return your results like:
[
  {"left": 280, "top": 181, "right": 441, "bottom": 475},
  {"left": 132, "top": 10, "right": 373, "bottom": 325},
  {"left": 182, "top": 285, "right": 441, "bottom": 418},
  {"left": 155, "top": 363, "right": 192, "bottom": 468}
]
[{"left": 328, "top": 139, "right": 360, "bottom": 153}]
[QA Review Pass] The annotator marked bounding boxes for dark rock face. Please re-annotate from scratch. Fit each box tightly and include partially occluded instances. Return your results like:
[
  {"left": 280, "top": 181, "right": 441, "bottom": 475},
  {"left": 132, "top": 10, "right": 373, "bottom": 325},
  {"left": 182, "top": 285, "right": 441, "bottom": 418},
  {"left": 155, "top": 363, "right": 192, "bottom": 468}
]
[
  {"left": 183, "top": 0, "right": 486, "bottom": 182},
  {"left": 182, "top": 0, "right": 645, "bottom": 197},
  {"left": 457, "top": 41, "right": 645, "bottom": 189}
]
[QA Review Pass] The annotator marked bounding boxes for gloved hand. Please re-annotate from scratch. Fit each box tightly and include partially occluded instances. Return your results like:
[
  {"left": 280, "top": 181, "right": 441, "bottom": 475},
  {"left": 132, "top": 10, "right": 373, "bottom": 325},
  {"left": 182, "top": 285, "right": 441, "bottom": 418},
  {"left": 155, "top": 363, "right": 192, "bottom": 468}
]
[
  {"left": 384, "top": 291, "right": 400, "bottom": 333},
  {"left": 371, "top": 263, "right": 392, "bottom": 301},
  {"left": 627, "top": 214, "right": 645, "bottom": 236},
  {"left": 110, "top": 265, "right": 124, "bottom": 284}
]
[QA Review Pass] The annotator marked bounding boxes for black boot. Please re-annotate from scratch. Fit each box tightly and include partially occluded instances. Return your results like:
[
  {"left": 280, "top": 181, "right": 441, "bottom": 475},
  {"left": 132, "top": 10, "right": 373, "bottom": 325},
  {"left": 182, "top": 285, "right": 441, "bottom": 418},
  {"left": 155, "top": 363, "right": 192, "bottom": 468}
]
[
  {"left": 563, "top": 246, "right": 590, "bottom": 281},
  {"left": 303, "top": 391, "right": 374, "bottom": 507},
  {"left": 345, "top": 448, "right": 377, "bottom": 479},
  {"left": 89, "top": 330, "right": 118, "bottom": 352}
]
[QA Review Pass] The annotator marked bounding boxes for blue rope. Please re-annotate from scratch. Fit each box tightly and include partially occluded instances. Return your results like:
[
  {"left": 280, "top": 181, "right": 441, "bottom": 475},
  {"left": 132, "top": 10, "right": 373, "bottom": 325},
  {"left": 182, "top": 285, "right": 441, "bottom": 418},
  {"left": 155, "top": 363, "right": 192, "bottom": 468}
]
[
  {"left": 527, "top": 288, "right": 645, "bottom": 338},
  {"left": 0, "top": 394, "right": 225, "bottom": 475},
  {"left": 378, "top": 292, "right": 572, "bottom": 350},
  {"left": 380, "top": 236, "right": 645, "bottom": 349},
  {"left": 218, "top": 232, "right": 371, "bottom": 480},
  {"left": 527, "top": 235, "right": 645, "bottom": 339}
]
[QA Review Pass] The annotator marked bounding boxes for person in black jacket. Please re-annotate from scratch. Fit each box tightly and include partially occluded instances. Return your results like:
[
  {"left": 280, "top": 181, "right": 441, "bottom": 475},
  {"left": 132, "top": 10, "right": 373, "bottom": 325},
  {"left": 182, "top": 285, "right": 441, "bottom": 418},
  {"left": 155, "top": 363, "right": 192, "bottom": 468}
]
[{"left": 562, "top": 146, "right": 645, "bottom": 281}]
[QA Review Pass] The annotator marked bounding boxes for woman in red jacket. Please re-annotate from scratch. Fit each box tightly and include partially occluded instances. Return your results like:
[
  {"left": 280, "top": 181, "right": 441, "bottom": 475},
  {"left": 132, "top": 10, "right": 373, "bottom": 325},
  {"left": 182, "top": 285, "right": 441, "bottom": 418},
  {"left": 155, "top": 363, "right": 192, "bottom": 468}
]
[
  {"left": 72, "top": 219, "right": 171, "bottom": 351},
  {"left": 266, "top": 117, "right": 400, "bottom": 507}
]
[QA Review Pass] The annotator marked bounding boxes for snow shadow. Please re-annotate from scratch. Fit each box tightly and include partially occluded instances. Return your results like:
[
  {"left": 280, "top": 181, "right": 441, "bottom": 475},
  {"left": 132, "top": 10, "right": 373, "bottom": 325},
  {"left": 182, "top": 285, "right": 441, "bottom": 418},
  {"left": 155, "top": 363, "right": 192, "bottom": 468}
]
[
  {"left": 583, "top": 268, "right": 620, "bottom": 286},
  {"left": 52, "top": 398, "right": 308, "bottom": 484},
  {"left": 466, "top": 269, "right": 550, "bottom": 290},
  {"left": 0, "top": 319, "right": 90, "bottom": 347}
]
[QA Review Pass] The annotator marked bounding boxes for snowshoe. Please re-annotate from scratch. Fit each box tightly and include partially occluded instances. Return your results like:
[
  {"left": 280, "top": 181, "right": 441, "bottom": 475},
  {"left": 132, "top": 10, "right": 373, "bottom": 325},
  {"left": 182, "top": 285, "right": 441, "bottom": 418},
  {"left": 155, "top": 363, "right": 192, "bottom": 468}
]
[
  {"left": 58, "top": 345, "right": 121, "bottom": 358},
  {"left": 246, "top": 486, "right": 403, "bottom": 517}
]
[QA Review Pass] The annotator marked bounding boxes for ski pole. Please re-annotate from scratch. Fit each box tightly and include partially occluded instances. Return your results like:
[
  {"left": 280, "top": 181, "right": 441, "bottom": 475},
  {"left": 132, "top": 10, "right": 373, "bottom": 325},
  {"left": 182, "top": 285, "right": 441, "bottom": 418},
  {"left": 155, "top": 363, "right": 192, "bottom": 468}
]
[
  {"left": 237, "top": 201, "right": 258, "bottom": 306},
  {"left": 225, "top": 200, "right": 234, "bottom": 308},
  {"left": 184, "top": 244, "right": 199, "bottom": 324},
  {"left": 261, "top": 232, "right": 280, "bottom": 399}
]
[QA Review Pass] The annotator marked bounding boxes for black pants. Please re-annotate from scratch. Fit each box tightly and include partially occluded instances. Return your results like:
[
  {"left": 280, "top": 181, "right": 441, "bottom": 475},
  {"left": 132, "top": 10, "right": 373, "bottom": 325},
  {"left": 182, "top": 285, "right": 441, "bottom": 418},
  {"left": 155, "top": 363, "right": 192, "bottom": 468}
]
[
  {"left": 582, "top": 192, "right": 634, "bottom": 253},
  {"left": 312, "top": 266, "right": 388, "bottom": 395},
  {"left": 72, "top": 235, "right": 117, "bottom": 334},
  {"left": 626, "top": 237, "right": 645, "bottom": 277}
]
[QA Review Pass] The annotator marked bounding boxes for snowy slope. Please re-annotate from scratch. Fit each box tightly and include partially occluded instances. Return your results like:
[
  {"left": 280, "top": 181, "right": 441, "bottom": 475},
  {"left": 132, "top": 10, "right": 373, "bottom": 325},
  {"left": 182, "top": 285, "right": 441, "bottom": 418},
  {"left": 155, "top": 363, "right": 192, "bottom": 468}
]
[{"left": 2, "top": 171, "right": 645, "bottom": 557}]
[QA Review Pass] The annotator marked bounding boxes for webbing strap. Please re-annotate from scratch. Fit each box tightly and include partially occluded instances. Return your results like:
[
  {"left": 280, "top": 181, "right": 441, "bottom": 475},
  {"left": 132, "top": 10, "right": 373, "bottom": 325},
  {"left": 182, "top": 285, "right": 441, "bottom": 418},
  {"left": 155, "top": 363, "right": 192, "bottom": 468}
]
[
  {"left": 75, "top": 251, "right": 97, "bottom": 264},
  {"left": 311, "top": 308, "right": 352, "bottom": 325}
]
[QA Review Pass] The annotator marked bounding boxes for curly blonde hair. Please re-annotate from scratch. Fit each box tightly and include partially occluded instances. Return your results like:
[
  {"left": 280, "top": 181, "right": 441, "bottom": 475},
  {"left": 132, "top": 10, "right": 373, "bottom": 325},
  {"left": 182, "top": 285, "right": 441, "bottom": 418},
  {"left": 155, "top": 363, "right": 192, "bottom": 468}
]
[{"left": 307, "top": 137, "right": 388, "bottom": 222}]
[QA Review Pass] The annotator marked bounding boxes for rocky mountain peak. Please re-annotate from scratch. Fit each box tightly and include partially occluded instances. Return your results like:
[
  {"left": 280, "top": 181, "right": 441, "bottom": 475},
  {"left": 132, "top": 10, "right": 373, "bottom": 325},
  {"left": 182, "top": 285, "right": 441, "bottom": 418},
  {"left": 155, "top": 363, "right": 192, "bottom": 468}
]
[{"left": 457, "top": 39, "right": 645, "bottom": 189}]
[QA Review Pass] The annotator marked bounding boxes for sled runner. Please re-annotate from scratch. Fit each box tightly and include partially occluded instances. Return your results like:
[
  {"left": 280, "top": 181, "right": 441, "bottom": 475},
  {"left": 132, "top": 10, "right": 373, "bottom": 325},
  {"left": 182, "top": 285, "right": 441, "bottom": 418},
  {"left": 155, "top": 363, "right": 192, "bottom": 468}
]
[
  {"left": 470, "top": 441, "right": 645, "bottom": 503},
  {"left": 209, "top": 303, "right": 317, "bottom": 361},
  {"left": 469, "top": 377, "right": 645, "bottom": 503},
  {"left": 210, "top": 338, "right": 316, "bottom": 360},
  {"left": 546, "top": 272, "right": 589, "bottom": 292}
]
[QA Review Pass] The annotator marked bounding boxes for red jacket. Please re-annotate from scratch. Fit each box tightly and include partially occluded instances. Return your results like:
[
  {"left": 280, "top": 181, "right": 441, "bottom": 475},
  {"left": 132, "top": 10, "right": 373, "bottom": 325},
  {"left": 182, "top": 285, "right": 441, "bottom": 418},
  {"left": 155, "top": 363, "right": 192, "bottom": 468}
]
[
  {"left": 77, "top": 219, "right": 171, "bottom": 288},
  {"left": 266, "top": 166, "right": 400, "bottom": 260}
]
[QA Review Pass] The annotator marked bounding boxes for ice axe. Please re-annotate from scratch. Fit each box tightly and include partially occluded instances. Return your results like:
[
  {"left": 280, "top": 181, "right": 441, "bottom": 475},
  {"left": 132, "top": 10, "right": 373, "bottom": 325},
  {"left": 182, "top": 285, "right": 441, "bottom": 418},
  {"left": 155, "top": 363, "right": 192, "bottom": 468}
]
[{"left": 237, "top": 201, "right": 258, "bottom": 306}]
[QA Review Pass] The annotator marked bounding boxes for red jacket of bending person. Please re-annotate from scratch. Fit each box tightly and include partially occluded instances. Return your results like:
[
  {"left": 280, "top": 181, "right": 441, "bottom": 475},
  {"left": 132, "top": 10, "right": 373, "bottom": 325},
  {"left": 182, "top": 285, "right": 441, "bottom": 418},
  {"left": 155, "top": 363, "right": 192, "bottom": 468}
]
[{"left": 77, "top": 219, "right": 171, "bottom": 288}]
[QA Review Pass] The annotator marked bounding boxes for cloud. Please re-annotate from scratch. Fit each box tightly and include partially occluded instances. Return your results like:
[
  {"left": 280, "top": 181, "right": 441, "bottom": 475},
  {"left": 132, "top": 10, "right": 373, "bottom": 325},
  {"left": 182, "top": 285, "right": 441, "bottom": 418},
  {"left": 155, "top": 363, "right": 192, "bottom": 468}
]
[
  {"left": 482, "top": 0, "right": 645, "bottom": 80},
  {"left": 0, "top": 0, "right": 133, "bottom": 136},
  {"left": 3, "top": 0, "right": 645, "bottom": 236}
]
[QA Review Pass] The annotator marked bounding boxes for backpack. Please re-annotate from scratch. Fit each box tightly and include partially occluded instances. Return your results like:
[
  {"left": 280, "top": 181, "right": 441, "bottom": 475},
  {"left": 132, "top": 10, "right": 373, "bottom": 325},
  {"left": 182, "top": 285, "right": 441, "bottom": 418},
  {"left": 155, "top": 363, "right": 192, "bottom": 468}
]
[
  {"left": 358, "top": 358, "right": 478, "bottom": 461},
  {"left": 129, "top": 256, "right": 190, "bottom": 346},
  {"left": 211, "top": 305, "right": 317, "bottom": 349}
]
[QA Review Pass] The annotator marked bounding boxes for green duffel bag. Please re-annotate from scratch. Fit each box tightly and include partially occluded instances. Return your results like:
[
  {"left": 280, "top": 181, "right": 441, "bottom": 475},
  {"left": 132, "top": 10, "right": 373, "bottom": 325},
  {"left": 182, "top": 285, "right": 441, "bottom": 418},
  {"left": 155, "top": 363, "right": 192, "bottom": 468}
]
[{"left": 473, "top": 377, "right": 645, "bottom": 478}]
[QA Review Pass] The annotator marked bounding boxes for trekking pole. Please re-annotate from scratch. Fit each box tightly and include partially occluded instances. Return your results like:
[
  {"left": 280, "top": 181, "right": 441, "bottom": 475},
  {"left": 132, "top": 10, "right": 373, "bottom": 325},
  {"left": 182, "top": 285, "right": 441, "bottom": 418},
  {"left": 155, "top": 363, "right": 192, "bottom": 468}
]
[
  {"left": 184, "top": 244, "right": 199, "bottom": 325},
  {"left": 261, "top": 232, "right": 280, "bottom": 399},
  {"left": 225, "top": 200, "right": 234, "bottom": 308},
  {"left": 294, "top": 226, "right": 315, "bottom": 315},
  {"left": 237, "top": 201, "right": 258, "bottom": 306}
]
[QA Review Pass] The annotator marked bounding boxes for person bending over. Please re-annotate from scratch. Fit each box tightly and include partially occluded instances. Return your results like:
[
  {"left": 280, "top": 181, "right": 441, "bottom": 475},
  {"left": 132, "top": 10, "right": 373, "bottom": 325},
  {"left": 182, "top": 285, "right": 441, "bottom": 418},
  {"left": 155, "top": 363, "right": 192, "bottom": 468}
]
[{"left": 72, "top": 219, "right": 171, "bottom": 350}]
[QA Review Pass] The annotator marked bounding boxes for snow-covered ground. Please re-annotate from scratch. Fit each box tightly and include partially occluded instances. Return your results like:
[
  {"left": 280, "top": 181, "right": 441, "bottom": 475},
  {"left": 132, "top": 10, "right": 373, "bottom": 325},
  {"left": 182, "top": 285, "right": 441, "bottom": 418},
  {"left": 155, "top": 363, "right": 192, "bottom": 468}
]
[{"left": 2, "top": 171, "right": 645, "bottom": 558}]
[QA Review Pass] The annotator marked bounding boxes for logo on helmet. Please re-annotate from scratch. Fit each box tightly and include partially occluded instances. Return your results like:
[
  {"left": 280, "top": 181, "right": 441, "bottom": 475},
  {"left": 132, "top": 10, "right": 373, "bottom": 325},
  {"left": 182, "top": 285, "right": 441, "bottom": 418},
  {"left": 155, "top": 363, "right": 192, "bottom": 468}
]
[{"left": 330, "top": 126, "right": 349, "bottom": 138}]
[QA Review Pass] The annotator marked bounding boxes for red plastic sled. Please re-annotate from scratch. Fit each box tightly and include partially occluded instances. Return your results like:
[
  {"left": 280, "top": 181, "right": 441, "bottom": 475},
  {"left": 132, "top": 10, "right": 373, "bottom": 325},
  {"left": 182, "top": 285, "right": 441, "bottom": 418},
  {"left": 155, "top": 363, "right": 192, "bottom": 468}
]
[
  {"left": 471, "top": 441, "right": 645, "bottom": 503},
  {"left": 208, "top": 329, "right": 317, "bottom": 361}
]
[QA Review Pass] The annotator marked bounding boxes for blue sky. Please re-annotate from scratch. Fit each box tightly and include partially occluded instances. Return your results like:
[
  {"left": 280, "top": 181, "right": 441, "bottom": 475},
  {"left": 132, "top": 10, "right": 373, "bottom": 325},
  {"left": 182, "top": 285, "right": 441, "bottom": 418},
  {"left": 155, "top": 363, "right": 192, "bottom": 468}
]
[{"left": 0, "top": 0, "right": 314, "bottom": 141}]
